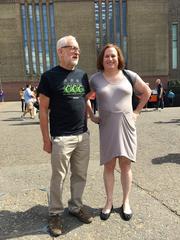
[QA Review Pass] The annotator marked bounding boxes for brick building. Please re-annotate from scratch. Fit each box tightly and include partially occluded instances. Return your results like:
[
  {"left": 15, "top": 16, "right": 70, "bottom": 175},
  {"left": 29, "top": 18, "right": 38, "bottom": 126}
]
[{"left": 0, "top": 0, "right": 179, "bottom": 101}]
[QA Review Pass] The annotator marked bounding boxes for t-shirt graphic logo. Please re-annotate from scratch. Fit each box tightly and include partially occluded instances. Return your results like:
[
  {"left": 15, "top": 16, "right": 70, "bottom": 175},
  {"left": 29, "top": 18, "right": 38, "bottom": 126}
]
[{"left": 63, "top": 78, "right": 85, "bottom": 95}]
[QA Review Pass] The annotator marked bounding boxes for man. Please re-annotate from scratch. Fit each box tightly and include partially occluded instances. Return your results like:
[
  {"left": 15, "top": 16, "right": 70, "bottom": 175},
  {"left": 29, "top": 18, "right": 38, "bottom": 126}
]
[{"left": 38, "top": 35, "right": 92, "bottom": 237}]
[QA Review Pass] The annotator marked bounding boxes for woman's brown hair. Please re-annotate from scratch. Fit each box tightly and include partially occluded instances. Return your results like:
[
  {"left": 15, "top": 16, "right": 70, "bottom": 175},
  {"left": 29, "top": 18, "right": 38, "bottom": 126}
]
[{"left": 97, "top": 44, "right": 125, "bottom": 71}]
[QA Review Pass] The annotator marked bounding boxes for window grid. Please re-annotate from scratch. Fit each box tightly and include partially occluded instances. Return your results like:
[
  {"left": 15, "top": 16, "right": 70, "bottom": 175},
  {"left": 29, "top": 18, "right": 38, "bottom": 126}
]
[
  {"left": 49, "top": 4, "right": 57, "bottom": 67},
  {"left": 21, "top": 1, "right": 57, "bottom": 77},
  {"left": 42, "top": 4, "right": 50, "bottom": 70},
  {"left": 171, "top": 23, "right": 178, "bottom": 70},
  {"left": 35, "top": 4, "right": 43, "bottom": 74},
  {"left": 21, "top": 4, "right": 30, "bottom": 74},
  {"left": 28, "top": 4, "right": 37, "bottom": 74},
  {"left": 94, "top": 0, "right": 127, "bottom": 61}
]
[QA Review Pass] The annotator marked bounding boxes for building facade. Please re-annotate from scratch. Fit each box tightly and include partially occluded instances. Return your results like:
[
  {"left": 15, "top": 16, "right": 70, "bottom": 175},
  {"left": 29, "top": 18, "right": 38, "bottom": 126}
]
[{"left": 0, "top": 0, "right": 179, "bottom": 101}]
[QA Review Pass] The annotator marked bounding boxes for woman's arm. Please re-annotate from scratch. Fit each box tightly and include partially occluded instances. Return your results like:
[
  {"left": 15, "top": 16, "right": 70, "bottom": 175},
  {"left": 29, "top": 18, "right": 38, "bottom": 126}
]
[
  {"left": 134, "top": 80, "right": 151, "bottom": 114},
  {"left": 86, "top": 91, "right": 99, "bottom": 124}
]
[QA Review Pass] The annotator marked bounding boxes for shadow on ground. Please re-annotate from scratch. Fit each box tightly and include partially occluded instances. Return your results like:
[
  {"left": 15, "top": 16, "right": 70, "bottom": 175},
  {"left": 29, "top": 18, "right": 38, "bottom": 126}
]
[
  {"left": 152, "top": 153, "right": 180, "bottom": 165},
  {"left": 0, "top": 205, "right": 48, "bottom": 239},
  {"left": 154, "top": 118, "right": 180, "bottom": 125},
  {"left": 0, "top": 205, "right": 98, "bottom": 239},
  {"left": 1, "top": 117, "right": 39, "bottom": 125},
  {"left": 2, "top": 117, "right": 24, "bottom": 122},
  {"left": 0, "top": 111, "right": 21, "bottom": 113},
  {"left": 10, "top": 122, "right": 39, "bottom": 126}
]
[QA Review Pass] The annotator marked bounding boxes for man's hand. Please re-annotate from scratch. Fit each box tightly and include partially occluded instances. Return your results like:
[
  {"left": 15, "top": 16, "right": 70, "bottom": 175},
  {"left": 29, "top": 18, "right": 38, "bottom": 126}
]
[{"left": 43, "top": 139, "right": 52, "bottom": 153}]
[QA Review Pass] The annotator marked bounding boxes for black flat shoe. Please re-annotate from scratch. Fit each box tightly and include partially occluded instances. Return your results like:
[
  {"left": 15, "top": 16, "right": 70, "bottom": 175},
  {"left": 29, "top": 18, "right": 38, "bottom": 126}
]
[
  {"left": 100, "top": 206, "right": 113, "bottom": 221},
  {"left": 120, "top": 205, "right": 133, "bottom": 221}
]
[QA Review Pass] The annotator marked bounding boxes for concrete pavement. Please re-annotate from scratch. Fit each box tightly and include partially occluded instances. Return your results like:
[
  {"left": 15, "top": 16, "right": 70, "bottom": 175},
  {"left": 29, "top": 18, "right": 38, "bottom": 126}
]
[{"left": 0, "top": 102, "right": 180, "bottom": 240}]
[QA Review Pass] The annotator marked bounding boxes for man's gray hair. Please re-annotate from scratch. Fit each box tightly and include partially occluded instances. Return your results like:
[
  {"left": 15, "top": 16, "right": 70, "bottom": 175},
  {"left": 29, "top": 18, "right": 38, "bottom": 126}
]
[{"left": 56, "top": 35, "right": 77, "bottom": 51}]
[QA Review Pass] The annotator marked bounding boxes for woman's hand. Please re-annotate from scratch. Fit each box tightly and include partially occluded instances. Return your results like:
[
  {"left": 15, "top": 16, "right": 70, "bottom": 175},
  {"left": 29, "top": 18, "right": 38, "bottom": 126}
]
[
  {"left": 132, "top": 110, "right": 140, "bottom": 122},
  {"left": 90, "top": 115, "right": 100, "bottom": 124}
]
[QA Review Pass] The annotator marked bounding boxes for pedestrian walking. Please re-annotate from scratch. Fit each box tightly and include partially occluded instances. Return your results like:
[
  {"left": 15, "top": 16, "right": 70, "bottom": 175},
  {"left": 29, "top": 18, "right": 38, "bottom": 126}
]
[
  {"left": 19, "top": 87, "right": 25, "bottom": 112},
  {"left": 0, "top": 89, "right": 4, "bottom": 102},
  {"left": 155, "top": 78, "right": 164, "bottom": 110},
  {"left": 21, "top": 84, "right": 35, "bottom": 119}
]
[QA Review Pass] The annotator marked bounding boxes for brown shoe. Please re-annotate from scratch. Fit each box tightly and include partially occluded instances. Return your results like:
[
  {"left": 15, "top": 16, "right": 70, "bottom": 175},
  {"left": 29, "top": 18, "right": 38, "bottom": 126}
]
[
  {"left": 48, "top": 215, "right": 63, "bottom": 237},
  {"left": 69, "top": 207, "right": 93, "bottom": 224}
]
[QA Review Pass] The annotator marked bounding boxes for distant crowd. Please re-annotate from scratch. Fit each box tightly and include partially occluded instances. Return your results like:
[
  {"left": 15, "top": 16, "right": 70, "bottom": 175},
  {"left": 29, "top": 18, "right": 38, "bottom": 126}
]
[{"left": 17, "top": 78, "right": 176, "bottom": 119}]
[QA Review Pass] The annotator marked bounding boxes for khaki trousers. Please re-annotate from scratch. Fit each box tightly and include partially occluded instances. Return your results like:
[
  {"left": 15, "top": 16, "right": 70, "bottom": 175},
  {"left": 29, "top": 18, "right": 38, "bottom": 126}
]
[{"left": 49, "top": 131, "right": 90, "bottom": 215}]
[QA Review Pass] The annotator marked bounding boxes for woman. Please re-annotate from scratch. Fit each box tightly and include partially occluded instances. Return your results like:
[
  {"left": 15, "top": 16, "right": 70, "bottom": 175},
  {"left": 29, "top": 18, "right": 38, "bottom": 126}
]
[
  {"left": 155, "top": 78, "right": 164, "bottom": 110},
  {"left": 87, "top": 44, "right": 151, "bottom": 221}
]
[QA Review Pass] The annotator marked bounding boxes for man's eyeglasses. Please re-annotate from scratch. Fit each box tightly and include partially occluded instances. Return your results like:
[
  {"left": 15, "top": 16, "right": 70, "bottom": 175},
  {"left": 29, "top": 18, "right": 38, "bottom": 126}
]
[{"left": 61, "top": 45, "right": 80, "bottom": 53}]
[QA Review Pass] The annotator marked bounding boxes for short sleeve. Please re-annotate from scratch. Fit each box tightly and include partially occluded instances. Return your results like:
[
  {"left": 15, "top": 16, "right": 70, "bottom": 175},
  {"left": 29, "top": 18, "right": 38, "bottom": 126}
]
[
  {"left": 37, "top": 72, "right": 51, "bottom": 98},
  {"left": 82, "top": 73, "right": 90, "bottom": 94},
  {"left": 126, "top": 70, "right": 145, "bottom": 94},
  {"left": 89, "top": 73, "right": 97, "bottom": 91}
]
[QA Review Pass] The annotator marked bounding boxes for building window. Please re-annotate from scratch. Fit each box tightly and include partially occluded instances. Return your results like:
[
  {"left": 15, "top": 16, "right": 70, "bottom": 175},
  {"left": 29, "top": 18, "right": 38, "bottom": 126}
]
[
  {"left": 29, "top": 4, "right": 37, "bottom": 74},
  {"left": 171, "top": 23, "right": 178, "bottom": 70},
  {"left": 21, "top": 1, "right": 57, "bottom": 76},
  {"left": 94, "top": 0, "right": 127, "bottom": 59},
  {"left": 21, "top": 4, "right": 30, "bottom": 75}
]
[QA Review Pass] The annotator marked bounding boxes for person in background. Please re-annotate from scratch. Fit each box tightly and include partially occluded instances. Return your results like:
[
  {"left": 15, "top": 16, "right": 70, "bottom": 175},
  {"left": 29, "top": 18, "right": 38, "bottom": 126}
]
[
  {"left": 19, "top": 87, "right": 25, "bottom": 112},
  {"left": 155, "top": 78, "right": 164, "bottom": 110},
  {"left": 0, "top": 89, "right": 4, "bottom": 102},
  {"left": 87, "top": 44, "right": 151, "bottom": 222},
  {"left": 167, "top": 89, "right": 175, "bottom": 107},
  {"left": 38, "top": 35, "right": 93, "bottom": 237},
  {"left": 144, "top": 82, "right": 151, "bottom": 109},
  {"left": 30, "top": 86, "right": 38, "bottom": 117},
  {"left": 33, "top": 87, "right": 40, "bottom": 113},
  {"left": 21, "top": 84, "right": 35, "bottom": 119}
]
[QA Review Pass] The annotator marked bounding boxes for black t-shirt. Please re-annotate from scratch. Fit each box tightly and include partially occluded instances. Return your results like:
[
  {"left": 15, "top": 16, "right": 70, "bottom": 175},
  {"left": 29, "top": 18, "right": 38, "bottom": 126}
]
[{"left": 38, "top": 65, "right": 90, "bottom": 136}]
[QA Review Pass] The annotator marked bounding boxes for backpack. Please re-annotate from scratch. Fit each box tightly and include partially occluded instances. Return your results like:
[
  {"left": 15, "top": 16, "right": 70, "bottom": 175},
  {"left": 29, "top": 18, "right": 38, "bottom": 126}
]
[{"left": 122, "top": 69, "right": 139, "bottom": 110}]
